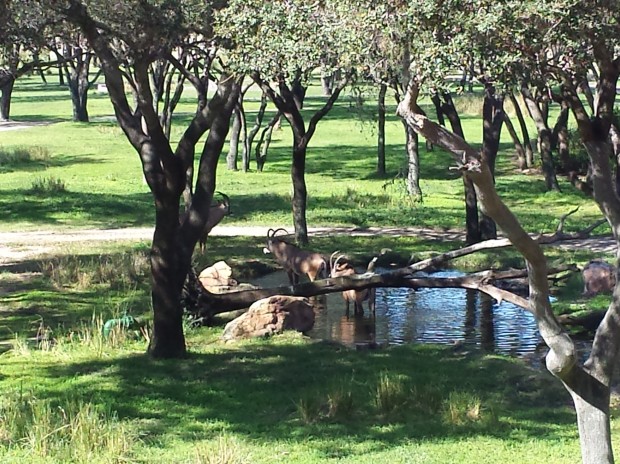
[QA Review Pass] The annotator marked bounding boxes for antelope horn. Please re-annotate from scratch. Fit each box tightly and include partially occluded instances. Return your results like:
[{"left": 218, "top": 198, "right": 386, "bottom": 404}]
[
  {"left": 330, "top": 250, "right": 340, "bottom": 271},
  {"left": 215, "top": 191, "right": 230, "bottom": 206},
  {"left": 332, "top": 254, "right": 348, "bottom": 273},
  {"left": 271, "top": 228, "right": 289, "bottom": 237},
  {"left": 267, "top": 228, "right": 275, "bottom": 237}
]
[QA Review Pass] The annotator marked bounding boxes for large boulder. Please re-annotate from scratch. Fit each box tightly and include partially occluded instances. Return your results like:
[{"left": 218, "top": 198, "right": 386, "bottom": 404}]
[
  {"left": 582, "top": 259, "right": 616, "bottom": 296},
  {"left": 199, "top": 261, "right": 238, "bottom": 293},
  {"left": 222, "top": 296, "right": 315, "bottom": 341}
]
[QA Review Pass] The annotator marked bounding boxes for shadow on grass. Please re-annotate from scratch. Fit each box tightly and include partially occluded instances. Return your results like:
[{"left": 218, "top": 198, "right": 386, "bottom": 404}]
[
  {"left": 0, "top": 189, "right": 153, "bottom": 228},
  {"left": 0, "top": 153, "right": 106, "bottom": 174},
  {"left": 35, "top": 341, "right": 575, "bottom": 458}
]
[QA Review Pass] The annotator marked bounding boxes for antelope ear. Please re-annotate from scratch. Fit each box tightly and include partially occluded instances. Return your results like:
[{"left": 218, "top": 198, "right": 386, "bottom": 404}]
[{"left": 263, "top": 247, "right": 271, "bottom": 254}]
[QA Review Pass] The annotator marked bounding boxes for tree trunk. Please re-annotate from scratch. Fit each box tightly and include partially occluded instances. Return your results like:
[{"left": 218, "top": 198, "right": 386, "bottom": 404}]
[
  {"left": 504, "top": 113, "right": 528, "bottom": 170},
  {"left": 509, "top": 93, "right": 534, "bottom": 168},
  {"left": 148, "top": 198, "right": 188, "bottom": 358},
  {"left": 239, "top": 102, "right": 249, "bottom": 172},
  {"left": 521, "top": 87, "right": 561, "bottom": 191},
  {"left": 0, "top": 77, "right": 14, "bottom": 121},
  {"left": 292, "top": 140, "right": 309, "bottom": 245},
  {"left": 570, "top": 385, "right": 613, "bottom": 464},
  {"left": 377, "top": 84, "right": 387, "bottom": 176},
  {"left": 321, "top": 73, "right": 333, "bottom": 96},
  {"left": 397, "top": 96, "right": 618, "bottom": 463},
  {"left": 256, "top": 112, "right": 280, "bottom": 172},
  {"left": 610, "top": 123, "right": 620, "bottom": 196},
  {"left": 61, "top": 48, "right": 94, "bottom": 123},
  {"left": 440, "top": 91, "right": 480, "bottom": 244},
  {"left": 479, "top": 85, "right": 503, "bottom": 240},
  {"left": 227, "top": 108, "right": 241, "bottom": 171},
  {"left": 245, "top": 92, "right": 268, "bottom": 170},
  {"left": 404, "top": 122, "right": 421, "bottom": 198}
]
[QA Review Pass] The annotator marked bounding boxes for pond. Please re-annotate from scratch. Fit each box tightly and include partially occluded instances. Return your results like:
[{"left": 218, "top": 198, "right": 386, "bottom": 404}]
[{"left": 251, "top": 270, "right": 542, "bottom": 357}]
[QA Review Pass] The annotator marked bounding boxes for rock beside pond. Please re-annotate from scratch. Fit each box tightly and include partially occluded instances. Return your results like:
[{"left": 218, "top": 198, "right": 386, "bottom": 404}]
[
  {"left": 222, "top": 295, "right": 315, "bottom": 341},
  {"left": 199, "top": 261, "right": 239, "bottom": 293},
  {"left": 582, "top": 259, "right": 616, "bottom": 296}
]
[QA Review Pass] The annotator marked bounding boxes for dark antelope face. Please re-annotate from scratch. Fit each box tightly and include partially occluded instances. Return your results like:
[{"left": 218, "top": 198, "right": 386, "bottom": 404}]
[
  {"left": 264, "top": 228, "right": 289, "bottom": 254},
  {"left": 214, "top": 191, "right": 231, "bottom": 215}
]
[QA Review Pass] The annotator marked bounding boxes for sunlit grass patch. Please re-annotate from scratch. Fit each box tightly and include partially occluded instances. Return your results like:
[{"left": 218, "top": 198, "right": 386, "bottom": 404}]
[
  {"left": 39, "top": 251, "right": 150, "bottom": 290},
  {"left": 441, "top": 390, "right": 498, "bottom": 427},
  {"left": 0, "top": 145, "right": 50, "bottom": 167},
  {"left": 0, "top": 393, "right": 136, "bottom": 463},
  {"left": 193, "top": 434, "right": 249, "bottom": 464},
  {"left": 373, "top": 371, "right": 410, "bottom": 419}
]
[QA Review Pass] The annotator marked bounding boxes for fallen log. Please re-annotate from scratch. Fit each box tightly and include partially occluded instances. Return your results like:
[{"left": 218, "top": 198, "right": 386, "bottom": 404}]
[{"left": 187, "top": 263, "right": 578, "bottom": 321}]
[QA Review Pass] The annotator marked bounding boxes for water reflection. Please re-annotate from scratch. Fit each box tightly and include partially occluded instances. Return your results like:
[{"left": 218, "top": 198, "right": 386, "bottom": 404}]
[{"left": 251, "top": 270, "right": 541, "bottom": 356}]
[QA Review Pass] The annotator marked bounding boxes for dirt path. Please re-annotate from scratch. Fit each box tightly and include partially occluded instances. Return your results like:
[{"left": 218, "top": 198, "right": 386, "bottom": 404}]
[
  {"left": 0, "top": 120, "right": 55, "bottom": 131},
  {"left": 0, "top": 225, "right": 615, "bottom": 268}
]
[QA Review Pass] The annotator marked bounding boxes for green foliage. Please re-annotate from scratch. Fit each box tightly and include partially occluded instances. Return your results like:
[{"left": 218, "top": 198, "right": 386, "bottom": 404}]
[{"left": 216, "top": 0, "right": 362, "bottom": 78}]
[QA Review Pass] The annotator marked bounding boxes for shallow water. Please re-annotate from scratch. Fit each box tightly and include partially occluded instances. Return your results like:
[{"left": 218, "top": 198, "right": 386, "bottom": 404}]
[{"left": 251, "top": 270, "right": 542, "bottom": 356}]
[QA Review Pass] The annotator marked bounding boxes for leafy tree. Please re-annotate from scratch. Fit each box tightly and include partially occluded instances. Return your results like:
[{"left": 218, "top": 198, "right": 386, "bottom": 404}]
[
  {"left": 216, "top": 0, "right": 358, "bottom": 245},
  {"left": 397, "top": 1, "right": 620, "bottom": 461},
  {"left": 0, "top": 0, "right": 51, "bottom": 120},
  {"left": 49, "top": 33, "right": 101, "bottom": 122},
  {"left": 51, "top": 0, "right": 240, "bottom": 358}
]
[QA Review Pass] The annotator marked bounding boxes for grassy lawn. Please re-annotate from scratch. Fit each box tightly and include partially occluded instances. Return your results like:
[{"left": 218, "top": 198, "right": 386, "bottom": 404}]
[{"left": 0, "top": 75, "right": 617, "bottom": 462}]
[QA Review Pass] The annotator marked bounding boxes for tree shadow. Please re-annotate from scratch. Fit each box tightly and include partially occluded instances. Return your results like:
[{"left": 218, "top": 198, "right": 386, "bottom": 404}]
[
  {"left": 32, "top": 341, "right": 575, "bottom": 458},
  {"left": 0, "top": 189, "right": 153, "bottom": 227}
]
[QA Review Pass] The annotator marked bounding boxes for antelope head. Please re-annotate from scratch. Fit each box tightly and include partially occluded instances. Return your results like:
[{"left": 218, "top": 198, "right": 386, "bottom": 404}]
[
  {"left": 214, "top": 191, "right": 231, "bottom": 214},
  {"left": 263, "top": 228, "right": 289, "bottom": 254}
]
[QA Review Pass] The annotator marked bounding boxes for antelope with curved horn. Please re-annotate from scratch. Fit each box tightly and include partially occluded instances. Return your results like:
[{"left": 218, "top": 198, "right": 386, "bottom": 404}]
[
  {"left": 263, "top": 228, "right": 327, "bottom": 284},
  {"left": 329, "top": 251, "right": 378, "bottom": 315},
  {"left": 199, "top": 192, "right": 231, "bottom": 253}
]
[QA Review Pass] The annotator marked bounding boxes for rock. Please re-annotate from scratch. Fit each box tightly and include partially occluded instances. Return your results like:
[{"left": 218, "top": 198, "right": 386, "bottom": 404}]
[
  {"left": 199, "top": 261, "right": 238, "bottom": 292},
  {"left": 582, "top": 259, "right": 616, "bottom": 296},
  {"left": 222, "top": 295, "right": 315, "bottom": 341}
]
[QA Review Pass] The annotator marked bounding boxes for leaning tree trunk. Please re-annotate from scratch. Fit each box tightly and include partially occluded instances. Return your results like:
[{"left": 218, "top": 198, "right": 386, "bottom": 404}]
[
  {"left": 256, "top": 112, "right": 280, "bottom": 172},
  {"left": 377, "top": 84, "right": 387, "bottom": 176},
  {"left": 244, "top": 92, "right": 268, "bottom": 170},
  {"left": 509, "top": 93, "right": 534, "bottom": 168},
  {"left": 398, "top": 81, "right": 618, "bottom": 462},
  {"left": 503, "top": 113, "right": 528, "bottom": 170}
]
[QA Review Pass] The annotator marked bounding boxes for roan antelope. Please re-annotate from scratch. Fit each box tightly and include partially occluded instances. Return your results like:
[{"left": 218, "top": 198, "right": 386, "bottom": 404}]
[
  {"left": 329, "top": 251, "right": 378, "bottom": 315},
  {"left": 263, "top": 228, "right": 327, "bottom": 284},
  {"left": 199, "top": 192, "right": 231, "bottom": 253}
]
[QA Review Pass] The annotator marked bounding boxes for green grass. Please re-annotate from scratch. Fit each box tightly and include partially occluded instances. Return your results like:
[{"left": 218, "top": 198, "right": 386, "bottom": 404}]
[
  {"left": 0, "top": 75, "right": 617, "bottom": 462},
  {"left": 3, "top": 329, "right": 614, "bottom": 463},
  {"left": 0, "top": 76, "right": 605, "bottom": 234}
]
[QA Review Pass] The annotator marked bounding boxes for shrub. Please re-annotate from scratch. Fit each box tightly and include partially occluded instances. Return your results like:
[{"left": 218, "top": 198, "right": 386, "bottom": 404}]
[
  {"left": 30, "top": 176, "right": 66, "bottom": 194},
  {"left": 0, "top": 145, "right": 50, "bottom": 167}
]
